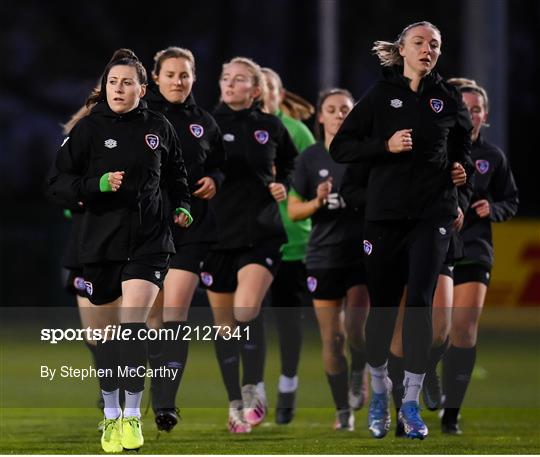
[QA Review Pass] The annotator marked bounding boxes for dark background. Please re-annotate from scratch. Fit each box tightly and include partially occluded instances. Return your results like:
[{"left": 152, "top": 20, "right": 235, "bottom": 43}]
[{"left": 1, "top": 0, "right": 538, "bottom": 306}]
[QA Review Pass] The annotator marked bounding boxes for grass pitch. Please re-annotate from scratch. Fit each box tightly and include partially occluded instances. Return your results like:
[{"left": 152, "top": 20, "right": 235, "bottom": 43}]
[{"left": 1, "top": 314, "right": 539, "bottom": 454}]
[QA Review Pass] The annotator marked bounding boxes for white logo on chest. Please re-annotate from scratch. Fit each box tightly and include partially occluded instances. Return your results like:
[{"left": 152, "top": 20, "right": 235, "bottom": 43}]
[
  {"left": 318, "top": 169, "right": 329, "bottom": 178},
  {"left": 104, "top": 139, "right": 117, "bottom": 149},
  {"left": 390, "top": 99, "right": 403, "bottom": 108},
  {"left": 223, "top": 133, "right": 235, "bottom": 142}
]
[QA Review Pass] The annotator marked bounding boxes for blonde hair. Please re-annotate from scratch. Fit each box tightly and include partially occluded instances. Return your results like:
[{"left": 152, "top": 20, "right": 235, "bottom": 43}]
[
  {"left": 153, "top": 46, "right": 196, "bottom": 78},
  {"left": 372, "top": 21, "right": 441, "bottom": 67},
  {"left": 223, "top": 56, "right": 267, "bottom": 103},
  {"left": 261, "top": 67, "right": 314, "bottom": 121},
  {"left": 447, "top": 77, "right": 477, "bottom": 87},
  {"left": 61, "top": 102, "right": 95, "bottom": 135},
  {"left": 448, "top": 77, "right": 490, "bottom": 113}
]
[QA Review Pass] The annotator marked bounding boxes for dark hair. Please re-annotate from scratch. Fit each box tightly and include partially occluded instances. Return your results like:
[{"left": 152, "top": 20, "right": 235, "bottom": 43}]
[
  {"left": 153, "top": 46, "right": 196, "bottom": 78},
  {"left": 86, "top": 48, "right": 147, "bottom": 107},
  {"left": 314, "top": 88, "right": 354, "bottom": 140},
  {"left": 372, "top": 21, "right": 441, "bottom": 67}
]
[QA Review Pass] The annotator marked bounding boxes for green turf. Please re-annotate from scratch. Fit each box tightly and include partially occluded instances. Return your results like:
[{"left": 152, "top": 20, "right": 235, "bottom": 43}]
[
  {"left": 1, "top": 407, "right": 539, "bottom": 454},
  {"left": 1, "top": 322, "right": 539, "bottom": 454}
]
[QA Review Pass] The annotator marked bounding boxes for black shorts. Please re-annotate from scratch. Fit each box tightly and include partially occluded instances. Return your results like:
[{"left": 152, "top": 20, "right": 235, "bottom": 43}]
[
  {"left": 270, "top": 260, "right": 310, "bottom": 308},
  {"left": 65, "top": 268, "right": 88, "bottom": 298},
  {"left": 200, "top": 241, "right": 282, "bottom": 293},
  {"left": 306, "top": 264, "right": 366, "bottom": 300},
  {"left": 82, "top": 254, "right": 170, "bottom": 305},
  {"left": 169, "top": 243, "right": 210, "bottom": 274},
  {"left": 439, "top": 263, "right": 454, "bottom": 279},
  {"left": 453, "top": 262, "right": 491, "bottom": 286}
]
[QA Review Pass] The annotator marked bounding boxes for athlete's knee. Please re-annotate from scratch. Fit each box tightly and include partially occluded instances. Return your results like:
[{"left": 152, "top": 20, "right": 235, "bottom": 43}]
[
  {"left": 234, "top": 306, "right": 259, "bottom": 323},
  {"left": 322, "top": 331, "right": 345, "bottom": 356},
  {"left": 451, "top": 324, "right": 478, "bottom": 347},
  {"left": 432, "top": 320, "right": 450, "bottom": 346},
  {"left": 345, "top": 324, "right": 365, "bottom": 348}
]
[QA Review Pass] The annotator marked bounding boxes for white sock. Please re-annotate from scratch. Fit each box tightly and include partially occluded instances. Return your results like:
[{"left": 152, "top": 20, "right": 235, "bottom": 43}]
[
  {"left": 123, "top": 390, "right": 143, "bottom": 418},
  {"left": 102, "top": 389, "right": 121, "bottom": 420},
  {"left": 402, "top": 371, "right": 426, "bottom": 404},
  {"left": 368, "top": 362, "right": 391, "bottom": 394},
  {"left": 256, "top": 381, "right": 267, "bottom": 401},
  {"left": 278, "top": 375, "right": 298, "bottom": 393}
]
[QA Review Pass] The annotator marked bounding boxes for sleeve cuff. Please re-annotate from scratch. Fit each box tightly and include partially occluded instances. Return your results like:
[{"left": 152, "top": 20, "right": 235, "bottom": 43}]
[
  {"left": 175, "top": 207, "right": 193, "bottom": 226},
  {"left": 99, "top": 173, "right": 112, "bottom": 192}
]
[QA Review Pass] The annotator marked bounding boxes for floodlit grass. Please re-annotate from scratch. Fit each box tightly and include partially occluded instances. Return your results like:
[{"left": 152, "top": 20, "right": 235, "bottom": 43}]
[{"left": 1, "top": 318, "right": 539, "bottom": 454}]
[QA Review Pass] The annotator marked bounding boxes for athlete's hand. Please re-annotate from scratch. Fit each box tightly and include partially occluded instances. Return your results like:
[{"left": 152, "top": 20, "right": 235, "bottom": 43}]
[
  {"left": 451, "top": 162, "right": 467, "bottom": 186},
  {"left": 269, "top": 182, "right": 287, "bottom": 202},
  {"left": 453, "top": 206, "right": 464, "bottom": 231},
  {"left": 316, "top": 177, "right": 333, "bottom": 207},
  {"left": 386, "top": 129, "right": 413, "bottom": 153},
  {"left": 108, "top": 171, "right": 124, "bottom": 192},
  {"left": 193, "top": 176, "right": 216, "bottom": 199},
  {"left": 471, "top": 199, "right": 490, "bottom": 218},
  {"left": 173, "top": 212, "right": 191, "bottom": 228}
]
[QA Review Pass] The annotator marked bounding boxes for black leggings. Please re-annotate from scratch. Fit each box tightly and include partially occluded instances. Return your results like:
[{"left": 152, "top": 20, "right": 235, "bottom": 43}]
[{"left": 364, "top": 217, "right": 452, "bottom": 374}]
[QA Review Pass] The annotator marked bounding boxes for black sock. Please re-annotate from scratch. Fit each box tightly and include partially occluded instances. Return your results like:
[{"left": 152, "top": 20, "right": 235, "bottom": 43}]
[
  {"left": 274, "top": 307, "right": 302, "bottom": 378},
  {"left": 428, "top": 337, "right": 449, "bottom": 373},
  {"left": 349, "top": 344, "right": 367, "bottom": 372},
  {"left": 442, "top": 345, "right": 477, "bottom": 421},
  {"left": 326, "top": 370, "right": 349, "bottom": 411},
  {"left": 147, "top": 327, "right": 163, "bottom": 403},
  {"left": 147, "top": 330, "right": 163, "bottom": 372},
  {"left": 95, "top": 339, "right": 119, "bottom": 392},
  {"left": 239, "top": 314, "right": 266, "bottom": 386},
  {"left": 155, "top": 321, "right": 189, "bottom": 410},
  {"left": 118, "top": 322, "right": 148, "bottom": 393},
  {"left": 387, "top": 352, "right": 404, "bottom": 410},
  {"left": 214, "top": 335, "right": 241, "bottom": 402}
]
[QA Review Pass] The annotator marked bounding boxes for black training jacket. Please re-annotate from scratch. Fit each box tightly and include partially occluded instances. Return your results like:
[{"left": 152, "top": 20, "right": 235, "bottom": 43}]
[
  {"left": 211, "top": 103, "right": 298, "bottom": 249},
  {"left": 46, "top": 100, "right": 190, "bottom": 263},
  {"left": 460, "top": 133, "right": 519, "bottom": 267},
  {"left": 145, "top": 88, "right": 226, "bottom": 245},
  {"left": 292, "top": 142, "right": 364, "bottom": 270},
  {"left": 330, "top": 66, "right": 473, "bottom": 221}
]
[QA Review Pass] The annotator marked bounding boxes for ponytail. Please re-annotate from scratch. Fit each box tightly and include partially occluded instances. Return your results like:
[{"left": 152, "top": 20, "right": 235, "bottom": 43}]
[{"left": 373, "top": 21, "right": 441, "bottom": 67}]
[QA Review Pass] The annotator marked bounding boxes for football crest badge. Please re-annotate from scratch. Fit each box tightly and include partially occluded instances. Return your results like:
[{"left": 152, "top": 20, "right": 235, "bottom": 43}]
[
  {"left": 429, "top": 98, "right": 444, "bottom": 113},
  {"left": 307, "top": 276, "right": 318, "bottom": 293},
  {"left": 475, "top": 159, "right": 490, "bottom": 174},
  {"left": 145, "top": 134, "right": 159, "bottom": 150},
  {"left": 189, "top": 124, "right": 204, "bottom": 138},
  {"left": 363, "top": 240, "right": 373, "bottom": 256},
  {"left": 254, "top": 130, "right": 269, "bottom": 145},
  {"left": 200, "top": 272, "right": 213, "bottom": 287}
]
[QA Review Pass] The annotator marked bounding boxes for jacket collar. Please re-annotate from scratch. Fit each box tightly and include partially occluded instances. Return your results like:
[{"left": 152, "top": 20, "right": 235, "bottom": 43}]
[
  {"left": 145, "top": 85, "right": 197, "bottom": 111},
  {"left": 214, "top": 102, "right": 260, "bottom": 118},
  {"left": 382, "top": 65, "right": 442, "bottom": 93},
  {"left": 91, "top": 100, "right": 147, "bottom": 120}
]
